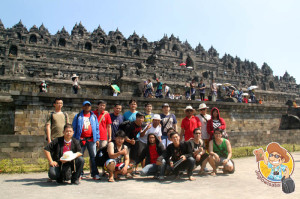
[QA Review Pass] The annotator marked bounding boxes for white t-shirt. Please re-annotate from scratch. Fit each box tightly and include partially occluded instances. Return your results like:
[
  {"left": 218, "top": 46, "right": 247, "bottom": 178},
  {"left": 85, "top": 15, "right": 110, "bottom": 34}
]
[
  {"left": 164, "top": 85, "right": 170, "bottom": 93},
  {"left": 196, "top": 114, "right": 211, "bottom": 139},
  {"left": 139, "top": 125, "right": 162, "bottom": 144}
]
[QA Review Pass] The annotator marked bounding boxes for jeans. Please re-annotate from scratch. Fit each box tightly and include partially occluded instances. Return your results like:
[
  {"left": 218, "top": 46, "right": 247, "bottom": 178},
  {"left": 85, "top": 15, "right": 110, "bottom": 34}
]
[
  {"left": 140, "top": 159, "right": 166, "bottom": 177},
  {"left": 48, "top": 157, "right": 85, "bottom": 182},
  {"left": 173, "top": 157, "right": 195, "bottom": 177},
  {"left": 81, "top": 140, "right": 99, "bottom": 177}
]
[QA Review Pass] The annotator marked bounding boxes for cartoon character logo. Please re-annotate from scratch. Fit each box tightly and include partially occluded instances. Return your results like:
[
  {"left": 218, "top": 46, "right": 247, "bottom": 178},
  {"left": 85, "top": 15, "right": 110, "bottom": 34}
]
[{"left": 253, "top": 142, "right": 295, "bottom": 192}]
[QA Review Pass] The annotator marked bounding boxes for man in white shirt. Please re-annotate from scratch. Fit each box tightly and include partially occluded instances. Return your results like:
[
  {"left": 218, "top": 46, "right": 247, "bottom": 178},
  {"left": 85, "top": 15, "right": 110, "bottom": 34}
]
[
  {"left": 163, "top": 83, "right": 170, "bottom": 99},
  {"left": 196, "top": 103, "right": 211, "bottom": 150}
]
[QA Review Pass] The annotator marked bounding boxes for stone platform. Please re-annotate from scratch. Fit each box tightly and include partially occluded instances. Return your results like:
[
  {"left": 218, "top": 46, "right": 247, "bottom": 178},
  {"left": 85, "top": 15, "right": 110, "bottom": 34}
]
[{"left": 0, "top": 152, "right": 299, "bottom": 199}]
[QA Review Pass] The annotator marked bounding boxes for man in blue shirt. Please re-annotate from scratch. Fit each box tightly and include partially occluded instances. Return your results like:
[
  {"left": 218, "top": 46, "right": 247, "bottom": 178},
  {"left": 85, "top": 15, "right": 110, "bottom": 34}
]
[
  {"left": 123, "top": 99, "right": 138, "bottom": 122},
  {"left": 110, "top": 104, "right": 124, "bottom": 141},
  {"left": 72, "top": 101, "right": 100, "bottom": 180}
]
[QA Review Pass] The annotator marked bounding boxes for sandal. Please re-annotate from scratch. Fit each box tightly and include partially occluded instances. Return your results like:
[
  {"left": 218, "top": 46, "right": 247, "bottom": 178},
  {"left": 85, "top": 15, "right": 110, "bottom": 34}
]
[
  {"left": 210, "top": 172, "right": 217, "bottom": 176},
  {"left": 108, "top": 178, "right": 115, "bottom": 182},
  {"left": 198, "top": 170, "right": 208, "bottom": 176}
]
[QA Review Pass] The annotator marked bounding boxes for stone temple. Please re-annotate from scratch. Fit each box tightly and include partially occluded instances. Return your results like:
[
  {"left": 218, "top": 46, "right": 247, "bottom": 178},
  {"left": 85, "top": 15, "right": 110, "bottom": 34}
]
[
  {"left": 0, "top": 20, "right": 300, "bottom": 161},
  {"left": 0, "top": 20, "right": 298, "bottom": 102}
]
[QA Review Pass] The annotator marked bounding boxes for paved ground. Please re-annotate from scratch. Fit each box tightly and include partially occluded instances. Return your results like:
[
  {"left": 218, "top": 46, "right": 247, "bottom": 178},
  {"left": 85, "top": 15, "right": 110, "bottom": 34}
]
[{"left": 0, "top": 152, "right": 299, "bottom": 199}]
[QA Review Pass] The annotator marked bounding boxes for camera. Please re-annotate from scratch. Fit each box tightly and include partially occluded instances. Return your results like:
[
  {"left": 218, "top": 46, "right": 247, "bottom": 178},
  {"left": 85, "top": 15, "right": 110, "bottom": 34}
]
[{"left": 273, "top": 171, "right": 279, "bottom": 175}]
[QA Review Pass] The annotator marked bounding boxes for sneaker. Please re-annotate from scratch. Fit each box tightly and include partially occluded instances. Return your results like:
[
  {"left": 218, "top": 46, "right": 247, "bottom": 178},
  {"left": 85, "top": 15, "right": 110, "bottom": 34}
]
[
  {"left": 93, "top": 174, "right": 101, "bottom": 180},
  {"left": 204, "top": 167, "right": 209, "bottom": 172},
  {"left": 158, "top": 176, "right": 164, "bottom": 181},
  {"left": 71, "top": 179, "right": 80, "bottom": 185}
]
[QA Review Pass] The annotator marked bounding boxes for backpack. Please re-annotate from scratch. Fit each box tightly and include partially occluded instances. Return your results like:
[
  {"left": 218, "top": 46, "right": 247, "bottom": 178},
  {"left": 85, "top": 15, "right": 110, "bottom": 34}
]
[
  {"left": 95, "top": 146, "right": 109, "bottom": 167},
  {"left": 281, "top": 176, "right": 295, "bottom": 194}
]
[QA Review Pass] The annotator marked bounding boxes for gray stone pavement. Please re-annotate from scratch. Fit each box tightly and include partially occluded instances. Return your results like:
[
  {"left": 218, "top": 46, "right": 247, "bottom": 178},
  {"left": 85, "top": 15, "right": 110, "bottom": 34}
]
[{"left": 0, "top": 152, "right": 299, "bottom": 199}]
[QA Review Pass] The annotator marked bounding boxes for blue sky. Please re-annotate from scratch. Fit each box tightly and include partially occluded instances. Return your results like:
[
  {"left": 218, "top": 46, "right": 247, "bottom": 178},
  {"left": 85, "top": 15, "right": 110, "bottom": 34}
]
[{"left": 1, "top": 0, "right": 299, "bottom": 83}]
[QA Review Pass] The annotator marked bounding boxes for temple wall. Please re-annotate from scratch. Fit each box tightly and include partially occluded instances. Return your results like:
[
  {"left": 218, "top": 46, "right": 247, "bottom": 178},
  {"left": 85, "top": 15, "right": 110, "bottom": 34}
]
[{"left": 0, "top": 92, "right": 296, "bottom": 161}]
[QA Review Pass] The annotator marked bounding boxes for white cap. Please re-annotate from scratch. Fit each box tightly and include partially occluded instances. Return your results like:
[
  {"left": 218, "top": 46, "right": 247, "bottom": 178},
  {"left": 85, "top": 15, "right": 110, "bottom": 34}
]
[
  {"left": 185, "top": 105, "right": 194, "bottom": 110},
  {"left": 152, "top": 114, "right": 161, "bottom": 120},
  {"left": 198, "top": 103, "right": 209, "bottom": 109}
]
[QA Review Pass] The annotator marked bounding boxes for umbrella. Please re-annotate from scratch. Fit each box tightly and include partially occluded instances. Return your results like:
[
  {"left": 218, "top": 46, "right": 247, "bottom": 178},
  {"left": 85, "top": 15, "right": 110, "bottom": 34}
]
[
  {"left": 242, "top": 93, "right": 249, "bottom": 96},
  {"left": 216, "top": 83, "right": 222, "bottom": 86},
  {"left": 248, "top": 85, "right": 258, "bottom": 90},
  {"left": 229, "top": 85, "right": 236, "bottom": 90},
  {"left": 111, "top": 84, "right": 120, "bottom": 93},
  {"left": 180, "top": 63, "right": 186, "bottom": 66},
  {"left": 223, "top": 83, "right": 231, "bottom": 87}
]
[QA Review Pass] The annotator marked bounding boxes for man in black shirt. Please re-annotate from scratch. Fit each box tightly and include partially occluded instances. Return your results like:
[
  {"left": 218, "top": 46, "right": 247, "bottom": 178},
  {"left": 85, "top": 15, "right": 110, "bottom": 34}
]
[
  {"left": 188, "top": 128, "right": 209, "bottom": 175},
  {"left": 157, "top": 131, "right": 195, "bottom": 181},
  {"left": 44, "top": 124, "right": 84, "bottom": 184},
  {"left": 119, "top": 112, "right": 146, "bottom": 162}
]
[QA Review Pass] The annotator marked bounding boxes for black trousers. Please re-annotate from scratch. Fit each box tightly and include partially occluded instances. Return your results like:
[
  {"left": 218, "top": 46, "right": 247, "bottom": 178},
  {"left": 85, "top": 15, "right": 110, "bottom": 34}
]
[
  {"left": 48, "top": 157, "right": 85, "bottom": 182},
  {"left": 173, "top": 157, "right": 195, "bottom": 177},
  {"left": 200, "top": 93, "right": 205, "bottom": 101}
]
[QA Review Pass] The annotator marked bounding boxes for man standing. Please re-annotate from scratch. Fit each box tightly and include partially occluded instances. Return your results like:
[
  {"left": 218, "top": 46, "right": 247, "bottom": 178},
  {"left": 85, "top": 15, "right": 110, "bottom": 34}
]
[
  {"left": 180, "top": 106, "right": 201, "bottom": 141},
  {"left": 160, "top": 103, "right": 177, "bottom": 148},
  {"left": 44, "top": 124, "right": 84, "bottom": 184},
  {"left": 110, "top": 104, "right": 123, "bottom": 141},
  {"left": 137, "top": 133, "right": 166, "bottom": 180},
  {"left": 72, "top": 101, "right": 100, "bottom": 180},
  {"left": 123, "top": 99, "right": 138, "bottom": 122},
  {"left": 144, "top": 102, "right": 154, "bottom": 124},
  {"left": 196, "top": 103, "right": 211, "bottom": 150},
  {"left": 45, "top": 97, "right": 69, "bottom": 143},
  {"left": 155, "top": 78, "right": 163, "bottom": 98},
  {"left": 93, "top": 100, "right": 112, "bottom": 148},
  {"left": 190, "top": 79, "right": 197, "bottom": 100},
  {"left": 157, "top": 131, "right": 195, "bottom": 181},
  {"left": 198, "top": 79, "right": 206, "bottom": 101},
  {"left": 210, "top": 79, "right": 217, "bottom": 102},
  {"left": 163, "top": 83, "right": 170, "bottom": 99}
]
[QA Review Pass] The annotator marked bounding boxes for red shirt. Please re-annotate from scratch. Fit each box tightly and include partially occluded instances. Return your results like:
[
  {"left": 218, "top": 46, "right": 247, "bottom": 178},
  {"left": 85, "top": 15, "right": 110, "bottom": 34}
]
[
  {"left": 80, "top": 113, "right": 93, "bottom": 141},
  {"left": 181, "top": 116, "right": 201, "bottom": 141},
  {"left": 63, "top": 140, "right": 72, "bottom": 154},
  {"left": 149, "top": 144, "right": 159, "bottom": 164},
  {"left": 93, "top": 110, "right": 112, "bottom": 141}
]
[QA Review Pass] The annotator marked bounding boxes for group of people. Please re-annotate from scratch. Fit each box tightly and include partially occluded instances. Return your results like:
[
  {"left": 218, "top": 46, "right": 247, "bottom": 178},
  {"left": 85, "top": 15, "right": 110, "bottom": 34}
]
[
  {"left": 44, "top": 97, "right": 235, "bottom": 185},
  {"left": 143, "top": 78, "right": 262, "bottom": 105}
]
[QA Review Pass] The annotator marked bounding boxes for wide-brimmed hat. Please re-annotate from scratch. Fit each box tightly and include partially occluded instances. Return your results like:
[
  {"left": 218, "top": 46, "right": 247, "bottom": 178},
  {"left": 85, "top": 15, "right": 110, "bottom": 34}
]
[
  {"left": 185, "top": 105, "right": 194, "bottom": 110},
  {"left": 152, "top": 114, "right": 161, "bottom": 120},
  {"left": 60, "top": 151, "right": 77, "bottom": 161},
  {"left": 198, "top": 103, "right": 209, "bottom": 110},
  {"left": 267, "top": 142, "right": 290, "bottom": 163},
  {"left": 71, "top": 74, "right": 79, "bottom": 79}
]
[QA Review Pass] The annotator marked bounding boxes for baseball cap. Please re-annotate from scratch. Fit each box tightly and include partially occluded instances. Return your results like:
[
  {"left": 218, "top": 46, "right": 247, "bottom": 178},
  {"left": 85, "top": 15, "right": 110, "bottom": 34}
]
[
  {"left": 83, "top": 101, "right": 91, "bottom": 106},
  {"left": 162, "top": 103, "right": 170, "bottom": 108}
]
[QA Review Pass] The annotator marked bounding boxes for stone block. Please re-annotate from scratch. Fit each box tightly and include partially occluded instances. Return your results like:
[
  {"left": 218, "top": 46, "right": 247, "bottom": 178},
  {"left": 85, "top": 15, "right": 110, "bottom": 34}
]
[
  {"left": 10, "top": 142, "right": 20, "bottom": 147},
  {"left": 1, "top": 148, "right": 13, "bottom": 153}
]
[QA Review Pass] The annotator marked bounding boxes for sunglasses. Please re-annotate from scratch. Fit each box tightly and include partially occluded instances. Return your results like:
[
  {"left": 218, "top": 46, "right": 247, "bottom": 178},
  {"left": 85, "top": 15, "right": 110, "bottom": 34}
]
[
  {"left": 186, "top": 110, "right": 193, "bottom": 112},
  {"left": 269, "top": 154, "right": 281, "bottom": 159}
]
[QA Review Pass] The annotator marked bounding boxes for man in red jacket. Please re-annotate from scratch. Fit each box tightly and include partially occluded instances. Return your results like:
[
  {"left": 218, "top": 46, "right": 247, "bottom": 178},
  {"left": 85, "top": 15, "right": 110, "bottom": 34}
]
[{"left": 207, "top": 107, "right": 226, "bottom": 140}]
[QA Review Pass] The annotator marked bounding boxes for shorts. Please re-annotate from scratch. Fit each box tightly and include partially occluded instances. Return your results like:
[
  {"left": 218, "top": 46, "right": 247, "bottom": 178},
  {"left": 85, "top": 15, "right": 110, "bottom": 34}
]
[
  {"left": 195, "top": 153, "right": 209, "bottom": 166},
  {"left": 215, "top": 157, "right": 233, "bottom": 167},
  {"left": 104, "top": 159, "right": 125, "bottom": 171}
]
